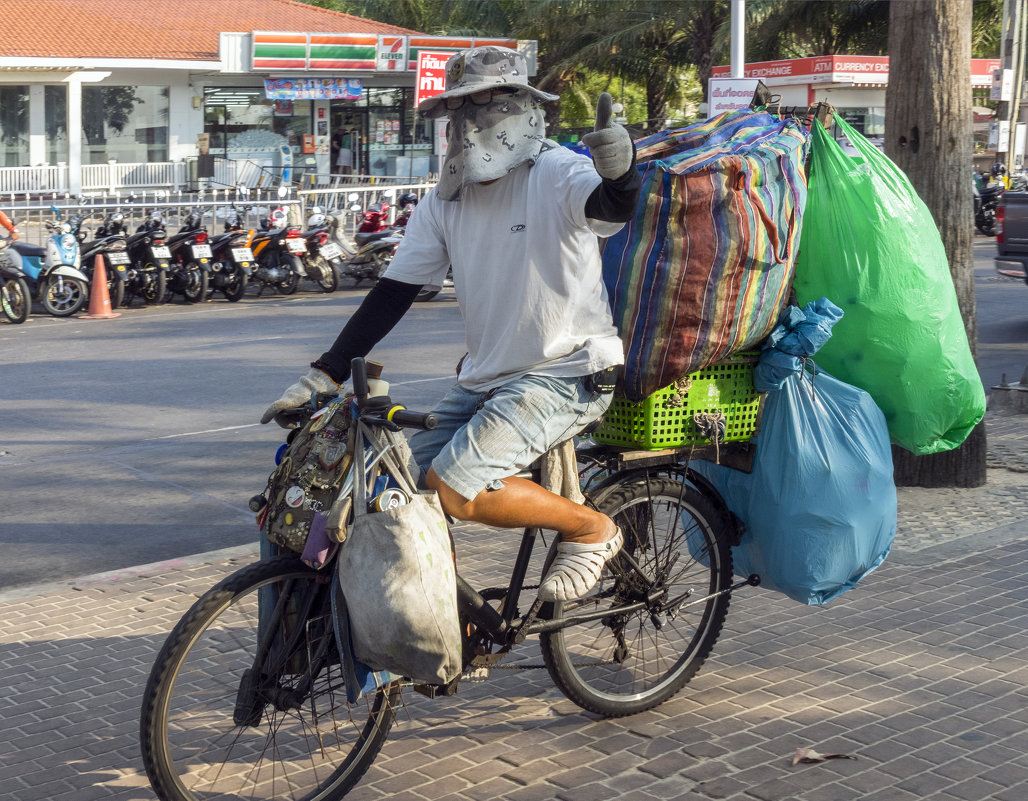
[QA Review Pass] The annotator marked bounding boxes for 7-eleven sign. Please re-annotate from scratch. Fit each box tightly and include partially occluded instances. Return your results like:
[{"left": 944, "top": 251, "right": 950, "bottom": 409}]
[
  {"left": 414, "top": 50, "right": 454, "bottom": 108},
  {"left": 377, "top": 36, "right": 408, "bottom": 71}
]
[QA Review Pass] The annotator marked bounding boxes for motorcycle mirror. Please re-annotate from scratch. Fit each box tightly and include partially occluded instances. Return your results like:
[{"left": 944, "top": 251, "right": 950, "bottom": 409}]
[
  {"left": 349, "top": 203, "right": 362, "bottom": 212},
  {"left": 383, "top": 189, "right": 395, "bottom": 199},
  {"left": 277, "top": 186, "right": 289, "bottom": 199},
  {"left": 347, "top": 192, "right": 359, "bottom": 202}
]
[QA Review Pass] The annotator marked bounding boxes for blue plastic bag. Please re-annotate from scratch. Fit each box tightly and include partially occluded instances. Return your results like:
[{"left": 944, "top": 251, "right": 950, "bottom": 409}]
[
  {"left": 694, "top": 365, "right": 897, "bottom": 605},
  {"left": 692, "top": 299, "right": 896, "bottom": 605}
]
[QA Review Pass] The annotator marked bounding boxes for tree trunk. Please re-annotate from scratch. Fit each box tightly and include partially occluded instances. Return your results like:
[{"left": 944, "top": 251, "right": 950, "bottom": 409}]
[
  {"left": 645, "top": 72, "right": 670, "bottom": 130},
  {"left": 884, "top": 0, "right": 987, "bottom": 488}
]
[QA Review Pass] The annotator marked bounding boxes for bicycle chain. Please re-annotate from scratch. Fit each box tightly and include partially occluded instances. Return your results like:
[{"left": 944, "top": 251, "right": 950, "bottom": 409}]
[{"left": 468, "top": 587, "right": 619, "bottom": 671}]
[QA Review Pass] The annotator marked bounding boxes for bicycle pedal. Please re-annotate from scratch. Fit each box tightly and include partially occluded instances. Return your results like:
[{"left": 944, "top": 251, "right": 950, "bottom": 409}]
[{"left": 462, "top": 666, "right": 490, "bottom": 683}]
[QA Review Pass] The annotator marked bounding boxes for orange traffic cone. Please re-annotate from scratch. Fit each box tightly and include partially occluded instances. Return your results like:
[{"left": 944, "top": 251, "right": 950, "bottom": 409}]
[{"left": 80, "top": 253, "right": 121, "bottom": 319}]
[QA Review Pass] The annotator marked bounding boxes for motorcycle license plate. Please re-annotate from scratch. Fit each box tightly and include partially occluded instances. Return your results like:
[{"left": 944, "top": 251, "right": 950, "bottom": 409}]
[
  {"left": 191, "top": 244, "right": 213, "bottom": 258},
  {"left": 107, "top": 251, "right": 132, "bottom": 265},
  {"left": 319, "top": 242, "right": 342, "bottom": 259},
  {"left": 286, "top": 239, "right": 308, "bottom": 253},
  {"left": 151, "top": 245, "right": 171, "bottom": 259},
  {"left": 231, "top": 247, "right": 254, "bottom": 263}
]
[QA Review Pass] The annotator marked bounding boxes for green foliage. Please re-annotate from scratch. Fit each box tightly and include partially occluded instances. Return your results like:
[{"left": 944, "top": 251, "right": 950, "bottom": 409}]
[
  {"left": 300, "top": 0, "right": 1002, "bottom": 129},
  {"left": 971, "top": 0, "right": 1002, "bottom": 57}
]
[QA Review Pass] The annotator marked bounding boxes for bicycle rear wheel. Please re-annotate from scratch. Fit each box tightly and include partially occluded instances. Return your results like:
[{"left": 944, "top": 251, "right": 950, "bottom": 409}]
[
  {"left": 540, "top": 476, "right": 733, "bottom": 717},
  {"left": 140, "top": 555, "right": 398, "bottom": 801}
]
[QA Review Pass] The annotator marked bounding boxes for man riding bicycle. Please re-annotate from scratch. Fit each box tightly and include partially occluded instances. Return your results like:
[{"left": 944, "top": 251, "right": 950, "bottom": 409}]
[{"left": 263, "top": 46, "right": 640, "bottom": 602}]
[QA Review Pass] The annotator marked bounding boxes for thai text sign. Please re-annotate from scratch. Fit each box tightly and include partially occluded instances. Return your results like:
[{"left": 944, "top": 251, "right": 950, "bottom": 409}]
[{"left": 414, "top": 50, "right": 454, "bottom": 108}]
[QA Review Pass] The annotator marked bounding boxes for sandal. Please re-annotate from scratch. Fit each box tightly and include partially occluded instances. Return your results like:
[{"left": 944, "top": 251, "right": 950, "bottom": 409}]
[{"left": 538, "top": 528, "right": 624, "bottom": 602}]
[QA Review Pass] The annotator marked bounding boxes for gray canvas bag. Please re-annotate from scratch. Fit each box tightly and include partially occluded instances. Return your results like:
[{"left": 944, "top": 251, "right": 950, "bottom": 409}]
[{"left": 337, "top": 422, "right": 463, "bottom": 685}]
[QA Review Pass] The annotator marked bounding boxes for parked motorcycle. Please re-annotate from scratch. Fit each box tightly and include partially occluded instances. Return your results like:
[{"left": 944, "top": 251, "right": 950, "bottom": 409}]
[
  {"left": 356, "top": 200, "right": 391, "bottom": 233},
  {"left": 165, "top": 209, "right": 211, "bottom": 303},
  {"left": 9, "top": 207, "right": 90, "bottom": 317},
  {"left": 207, "top": 204, "right": 254, "bottom": 302},
  {"left": 297, "top": 206, "right": 342, "bottom": 293},
  {"left": 338, "top": 197, "right": 403, "bottom": 287},
  {"left": 0, "top": 237, "right": 31, "bottom": 323},
  {"left": 249, "top": 203, "right": 306, "bottom": 296},
  {"left": 72, "top": 214, "right": 130, "bottom": 310},
  {"left": 975, "top": 180, "right": 1003, "bottom": 237},
  {"left": 96, "top": 209, "right": 171, "bottom": 307}
]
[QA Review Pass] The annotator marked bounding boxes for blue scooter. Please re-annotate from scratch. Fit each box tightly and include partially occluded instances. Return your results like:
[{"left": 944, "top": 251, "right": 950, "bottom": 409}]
[{"left": 10, "top": 206, "right": 90, "bottom": 317}]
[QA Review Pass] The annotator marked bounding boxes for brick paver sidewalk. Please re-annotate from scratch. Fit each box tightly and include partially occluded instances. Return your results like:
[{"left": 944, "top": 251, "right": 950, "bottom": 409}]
[{"left": 0, "top": 413, "right": 1025, "bottom": 801}]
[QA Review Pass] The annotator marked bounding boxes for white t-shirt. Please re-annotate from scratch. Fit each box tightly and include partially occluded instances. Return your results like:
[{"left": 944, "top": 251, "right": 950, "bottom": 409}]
[{"left": 384, "top": 146, "right": 625, "bottom": 392}]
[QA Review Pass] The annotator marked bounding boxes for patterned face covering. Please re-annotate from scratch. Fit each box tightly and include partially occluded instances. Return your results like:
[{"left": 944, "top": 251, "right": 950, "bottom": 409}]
[{"left": 436, "top": 89, "right": 554, "bottom": 201}]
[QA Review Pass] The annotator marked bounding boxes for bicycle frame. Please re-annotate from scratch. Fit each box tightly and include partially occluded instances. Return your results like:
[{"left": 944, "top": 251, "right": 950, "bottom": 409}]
[{"left": 257, "top": 357, "right": 753, "bottom": 698}]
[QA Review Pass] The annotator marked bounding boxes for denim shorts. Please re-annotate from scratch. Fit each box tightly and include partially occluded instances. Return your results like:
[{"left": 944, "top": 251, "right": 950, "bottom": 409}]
[{"left": 407, "top": 374, "right": 612, "bottom": 502}]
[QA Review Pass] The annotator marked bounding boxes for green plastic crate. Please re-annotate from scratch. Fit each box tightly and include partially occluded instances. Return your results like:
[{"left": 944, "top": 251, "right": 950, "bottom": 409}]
[{"left": 592, "top": 353, "right": 764, "bottom": 450}]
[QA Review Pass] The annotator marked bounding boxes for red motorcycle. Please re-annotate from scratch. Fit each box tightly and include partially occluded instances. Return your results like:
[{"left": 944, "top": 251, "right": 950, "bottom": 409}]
[{"left": 356, "top": 202, "right": 391, "bottom": 233}]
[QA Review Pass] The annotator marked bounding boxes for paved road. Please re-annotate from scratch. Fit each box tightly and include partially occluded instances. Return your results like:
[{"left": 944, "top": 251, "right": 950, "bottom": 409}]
[
  {"left": 0, "top": 284, "right": 466, "bottom": 589},
  {"left": 974, "top": 238, "right": 1027, "bottom": 393},
  {"left": 0, "top": 240, "right": 1021, "bottom": 591}
]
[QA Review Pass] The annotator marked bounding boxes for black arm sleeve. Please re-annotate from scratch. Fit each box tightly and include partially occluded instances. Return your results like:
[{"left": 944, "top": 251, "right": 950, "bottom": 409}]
[
  {"left": 584, "top": 143, "right": 642, "bottom": 223},
  {"left": 311, "top": 277, "right": 421, "bottom": 383}
]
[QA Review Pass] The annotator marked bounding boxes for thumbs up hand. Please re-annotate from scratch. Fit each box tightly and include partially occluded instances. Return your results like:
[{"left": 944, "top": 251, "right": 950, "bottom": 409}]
[{"left": 581, "top": 92, "right": 633, "bottom": 179}]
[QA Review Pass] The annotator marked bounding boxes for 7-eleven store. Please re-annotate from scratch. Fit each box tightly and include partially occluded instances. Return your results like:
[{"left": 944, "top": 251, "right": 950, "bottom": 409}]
[{"left": 209, "top": 32, "right": 531, "bottom": 180}]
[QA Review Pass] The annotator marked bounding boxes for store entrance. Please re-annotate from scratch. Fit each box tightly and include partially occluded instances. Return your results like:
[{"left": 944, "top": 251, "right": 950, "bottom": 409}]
[{"left": 330, "top": 106, "right": 366, "bottom": 176}]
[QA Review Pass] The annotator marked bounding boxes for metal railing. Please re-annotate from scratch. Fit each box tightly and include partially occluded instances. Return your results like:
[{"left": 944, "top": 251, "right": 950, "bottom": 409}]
[
  {"left": 1, "top": 179, "right": 436, "bottom": 245},
  {"left": 3, "top": 195, "right": 304, "bottom": 246},
  {"left": 297, "top": 182, "right": 435, "bottom": 232},
  {"left": 0, "top": 158, "right": 440, "bottom": 197}
]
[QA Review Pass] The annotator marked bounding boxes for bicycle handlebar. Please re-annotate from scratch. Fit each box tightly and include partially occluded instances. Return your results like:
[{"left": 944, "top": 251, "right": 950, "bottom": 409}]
[
  {"left": 273, "top": 358, "right": 437, "bottom": 431},
  {"left": 350, "top": 358, "right": 436, "bottom": 430}
]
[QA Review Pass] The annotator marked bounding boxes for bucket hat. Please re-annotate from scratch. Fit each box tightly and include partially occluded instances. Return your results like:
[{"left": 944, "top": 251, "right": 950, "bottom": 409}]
[{"left": 417, "top": 46, "right": 559, "bottom": 118}]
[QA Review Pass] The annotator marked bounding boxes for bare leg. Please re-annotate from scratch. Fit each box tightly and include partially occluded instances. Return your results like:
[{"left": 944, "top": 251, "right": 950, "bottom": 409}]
[{"left": 425, "top": 469, "right": 616, "bottom": 544}]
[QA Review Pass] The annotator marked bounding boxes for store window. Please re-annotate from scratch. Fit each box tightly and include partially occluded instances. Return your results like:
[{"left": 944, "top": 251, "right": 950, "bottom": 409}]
[
  {"left": 204, "top": 87, "right": 314, "bottom": 176},
  {"left": 365, "top": 87, "right": 432, "bottom": 177},
  {"left": 0, "top": 85, "right": 29, "bottom": 167},
  {"left": 81, "top": 85, "right": 169, "bottom": 164},
  {"left": 46, "top": 85, "right": 68, "bottom": 165},
  {"left": 835, "top": 107, "right": 884, "bottom": 138}
]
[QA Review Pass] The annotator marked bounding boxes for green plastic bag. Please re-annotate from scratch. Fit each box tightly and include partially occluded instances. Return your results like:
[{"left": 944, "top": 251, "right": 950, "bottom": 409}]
[{"left": 793, "top": 116, "right": 985, "bottom": 454}]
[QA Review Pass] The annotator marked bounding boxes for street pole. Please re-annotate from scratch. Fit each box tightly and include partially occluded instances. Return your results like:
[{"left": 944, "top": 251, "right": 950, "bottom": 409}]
[
  {"left": 731, "top": 0, "right": 745, "bottom": 78},
  {"left": 999, "top": 0, "right": 1025, "bottom": 171}
]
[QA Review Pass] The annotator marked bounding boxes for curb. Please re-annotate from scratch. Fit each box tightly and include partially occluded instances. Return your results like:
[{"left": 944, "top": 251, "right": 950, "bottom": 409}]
[{"left": 0, "top": 542, "right": 258, "bottom": 603}]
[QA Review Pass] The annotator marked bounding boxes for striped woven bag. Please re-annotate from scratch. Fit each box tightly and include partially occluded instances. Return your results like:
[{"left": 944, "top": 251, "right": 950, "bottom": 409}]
[{"left": 601, "top": 110, "right": 810, "bottom": 402}]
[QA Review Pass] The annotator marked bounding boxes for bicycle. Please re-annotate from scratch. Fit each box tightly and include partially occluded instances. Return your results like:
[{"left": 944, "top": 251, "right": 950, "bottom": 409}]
[{"left": 139, "top": 357, "right": 759, "bottom": 801}]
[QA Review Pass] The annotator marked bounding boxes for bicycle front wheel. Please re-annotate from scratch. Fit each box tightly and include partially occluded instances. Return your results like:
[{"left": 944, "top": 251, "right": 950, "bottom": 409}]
[
  {"left": 140, "top": 555, "right": 398, "bottom": 801},
  {"left": 540, "top": 477, "right": 733, "bottom": 717}
]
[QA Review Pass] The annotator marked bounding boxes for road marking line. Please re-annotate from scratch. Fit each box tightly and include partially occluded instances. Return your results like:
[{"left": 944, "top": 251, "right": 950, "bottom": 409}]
[
  {"left": 155, "top": 423, "right": 261, "bottom": 439},
  {"left": 190, "top": 337, "right": 283, "bottom": 347},
  {"left": 154, "top": 376, "right": 450, "bottom": 439}
]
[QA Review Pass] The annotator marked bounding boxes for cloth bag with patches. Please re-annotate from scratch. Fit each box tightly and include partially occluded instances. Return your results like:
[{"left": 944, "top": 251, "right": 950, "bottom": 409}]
[
  {"left": 259, "top": 396, "right": 354, "bottom": 569},
  {"left": 337, "top": 421, "right": 463, "bottom": 686}
]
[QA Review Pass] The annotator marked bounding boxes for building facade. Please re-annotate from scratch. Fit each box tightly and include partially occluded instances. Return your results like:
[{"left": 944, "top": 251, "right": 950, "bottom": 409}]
[
  {"left": 0, "top": 0, "right": 531, "bottom": 193},
  {"left": 710, "top": 55, "right": 1001, "bottom": 159}
]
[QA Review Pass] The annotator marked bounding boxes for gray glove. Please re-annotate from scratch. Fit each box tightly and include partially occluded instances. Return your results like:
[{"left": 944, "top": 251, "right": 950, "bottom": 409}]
[
  {"left": 581, "top": 92, "right": 633, "bottom": 180},
  {"left": 260, "top": 368, "right": 339, "bottom": 425}
]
